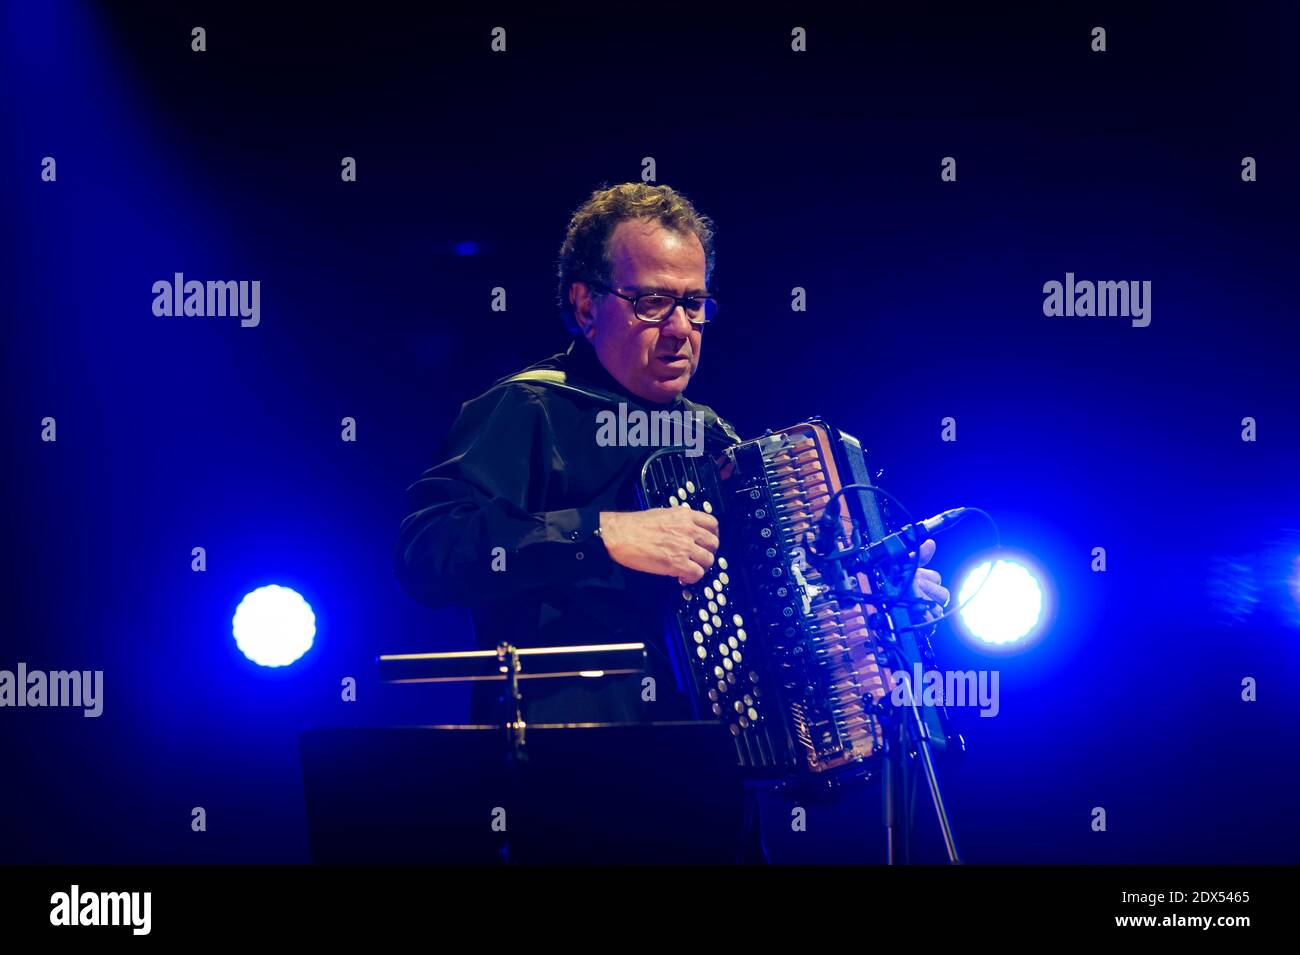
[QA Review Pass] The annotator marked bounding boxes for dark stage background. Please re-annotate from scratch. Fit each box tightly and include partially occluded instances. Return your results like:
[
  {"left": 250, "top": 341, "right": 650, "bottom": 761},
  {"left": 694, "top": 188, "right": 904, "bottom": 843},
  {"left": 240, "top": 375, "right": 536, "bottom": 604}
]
[{"left": 3, "top": 2, "right": 1298, "bottom": 864}]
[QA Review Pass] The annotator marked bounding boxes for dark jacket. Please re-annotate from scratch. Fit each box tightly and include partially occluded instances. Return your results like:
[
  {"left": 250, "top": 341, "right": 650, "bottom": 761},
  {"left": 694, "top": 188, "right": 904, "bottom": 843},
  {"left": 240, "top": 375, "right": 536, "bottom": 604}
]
[{"left": 396, "top": 336, "right": 741, "bottom": 722}]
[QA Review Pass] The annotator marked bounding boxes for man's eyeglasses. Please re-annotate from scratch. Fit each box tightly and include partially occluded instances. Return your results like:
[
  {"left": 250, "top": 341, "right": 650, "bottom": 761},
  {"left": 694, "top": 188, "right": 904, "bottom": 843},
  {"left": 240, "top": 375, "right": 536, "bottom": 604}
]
[{"left": 586, "top": 282, "right": 718, "bottom": 325}]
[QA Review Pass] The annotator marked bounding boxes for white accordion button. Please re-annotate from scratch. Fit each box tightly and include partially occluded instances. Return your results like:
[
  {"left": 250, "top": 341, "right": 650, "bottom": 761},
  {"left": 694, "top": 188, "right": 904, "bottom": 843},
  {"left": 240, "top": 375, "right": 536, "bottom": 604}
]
[
  {"left": 702, "top": 500, "right": 713, "bottom": 513},
  {"left": 693, "top": 630, "right": 704, "bottom": 644},
  {"left": 696, "top": 646, "right": 707, "bottom": 660},
  {"left": 685, "top": 480, "right": 696, "bottom": 494},
  {"left": 718, "top": 557, "right": 728, "bottom": 570}
]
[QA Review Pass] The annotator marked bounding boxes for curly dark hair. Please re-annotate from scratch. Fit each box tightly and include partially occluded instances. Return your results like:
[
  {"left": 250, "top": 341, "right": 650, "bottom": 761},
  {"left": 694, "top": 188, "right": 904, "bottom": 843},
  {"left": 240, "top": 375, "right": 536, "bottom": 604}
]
[{"left": 556, "top": 182, "right": 716, "bottom": 332}]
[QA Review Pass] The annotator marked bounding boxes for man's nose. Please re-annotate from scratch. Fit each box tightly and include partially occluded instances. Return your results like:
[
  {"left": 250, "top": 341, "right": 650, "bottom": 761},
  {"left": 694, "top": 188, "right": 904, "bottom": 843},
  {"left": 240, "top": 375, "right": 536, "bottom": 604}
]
[{"left": 661, "top": 304, "right": 694, "bottom": 338}]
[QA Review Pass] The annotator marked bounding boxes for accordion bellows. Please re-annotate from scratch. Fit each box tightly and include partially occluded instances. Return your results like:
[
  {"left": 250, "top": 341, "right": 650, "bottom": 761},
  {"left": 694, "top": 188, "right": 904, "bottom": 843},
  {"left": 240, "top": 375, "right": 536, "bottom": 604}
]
[{"left": 639, "top": 421, "right": 892, "bottom": 777}]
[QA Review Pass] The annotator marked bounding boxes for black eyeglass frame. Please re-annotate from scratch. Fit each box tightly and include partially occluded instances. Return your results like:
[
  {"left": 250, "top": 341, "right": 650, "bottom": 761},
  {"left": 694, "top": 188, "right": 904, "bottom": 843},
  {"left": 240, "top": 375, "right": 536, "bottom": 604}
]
[{"left": 584, "top": 281, "right": 718, "bottom": 325}]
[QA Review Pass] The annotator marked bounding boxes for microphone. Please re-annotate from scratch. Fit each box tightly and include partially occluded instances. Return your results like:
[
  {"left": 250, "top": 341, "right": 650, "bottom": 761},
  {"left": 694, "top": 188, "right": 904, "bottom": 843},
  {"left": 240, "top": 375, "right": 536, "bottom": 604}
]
[
  {"left": 813, "top": 498, "right": 968, "bottom": 567},
  {"left": 859, "top": 507, "right": 969, "bottom": 567},
  {"left": 896, "top": 507, "right": 968, "bottom": 541}
]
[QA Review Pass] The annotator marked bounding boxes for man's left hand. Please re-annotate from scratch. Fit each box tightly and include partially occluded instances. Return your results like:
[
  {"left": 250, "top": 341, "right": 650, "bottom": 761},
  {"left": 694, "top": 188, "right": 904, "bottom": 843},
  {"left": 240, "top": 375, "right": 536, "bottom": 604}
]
[{"left": 911, "top": 538, "right": 950, "bottom": 622}]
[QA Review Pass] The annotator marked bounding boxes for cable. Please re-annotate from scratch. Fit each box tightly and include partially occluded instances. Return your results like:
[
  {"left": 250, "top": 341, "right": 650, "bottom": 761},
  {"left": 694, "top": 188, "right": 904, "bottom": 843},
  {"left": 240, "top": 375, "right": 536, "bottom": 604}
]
[
  {"left": 806, "top": 489, "right": 1001, "bottom": 636},
  {"left": 889, "top": 506, "right": 1000, "bottom": 634},
  {"left": 806, "top": 482, "right": 926, "bottom": 602}
]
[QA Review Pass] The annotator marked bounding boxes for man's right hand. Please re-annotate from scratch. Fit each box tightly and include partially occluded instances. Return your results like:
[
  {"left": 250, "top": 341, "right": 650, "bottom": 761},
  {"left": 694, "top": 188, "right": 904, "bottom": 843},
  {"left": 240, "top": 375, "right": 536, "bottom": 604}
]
[{"left": 598, "top": 508, "right": 720, "bottom": 585}]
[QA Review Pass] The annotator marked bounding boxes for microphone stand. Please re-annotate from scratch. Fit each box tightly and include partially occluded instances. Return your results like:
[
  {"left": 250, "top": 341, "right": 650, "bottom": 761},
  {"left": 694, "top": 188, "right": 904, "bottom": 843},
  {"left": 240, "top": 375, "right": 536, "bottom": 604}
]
[{"left": 812, "top": 522, "right": 964, "bottom": 865}]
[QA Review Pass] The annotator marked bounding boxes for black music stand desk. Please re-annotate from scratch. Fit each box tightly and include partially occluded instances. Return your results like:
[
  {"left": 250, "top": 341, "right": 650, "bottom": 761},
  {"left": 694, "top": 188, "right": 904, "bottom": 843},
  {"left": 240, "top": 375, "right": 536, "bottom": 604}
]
[{"left": 300, "top": 722, "right": 745, "bottom": 864}]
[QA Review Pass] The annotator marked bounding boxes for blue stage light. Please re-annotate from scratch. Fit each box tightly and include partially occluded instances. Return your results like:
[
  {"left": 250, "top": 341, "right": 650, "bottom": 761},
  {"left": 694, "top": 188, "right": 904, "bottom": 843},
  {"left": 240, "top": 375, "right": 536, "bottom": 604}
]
[
  {"left": 954, "top": 557, "right": 1045, "bottom": 649},
  {"left": 232, "top": 585, "right": 316, "bottom": 667}
]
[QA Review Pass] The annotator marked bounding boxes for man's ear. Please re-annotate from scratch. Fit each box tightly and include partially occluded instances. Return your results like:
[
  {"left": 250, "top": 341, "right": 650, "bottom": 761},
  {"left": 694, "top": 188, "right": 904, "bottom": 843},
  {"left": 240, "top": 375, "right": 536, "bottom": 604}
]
[{"left": 571, "top": 282, "right": 598, "bottom": 341}]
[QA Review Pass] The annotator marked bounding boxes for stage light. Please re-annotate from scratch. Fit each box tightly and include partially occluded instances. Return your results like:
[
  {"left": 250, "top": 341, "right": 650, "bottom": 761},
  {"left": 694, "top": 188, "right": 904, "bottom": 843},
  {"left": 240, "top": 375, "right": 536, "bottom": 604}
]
[
  {"left": 232, "top": 585, "right": 316, "bottom": 667},
  {"left": 954, "top": 557, "right": 1045, "bottom": 649}
]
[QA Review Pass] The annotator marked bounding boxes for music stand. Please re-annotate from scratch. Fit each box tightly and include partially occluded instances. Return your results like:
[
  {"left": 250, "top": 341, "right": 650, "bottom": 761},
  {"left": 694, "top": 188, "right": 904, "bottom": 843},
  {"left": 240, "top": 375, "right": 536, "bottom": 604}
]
[{"left": 298, "top": 643, "right": 745, "bottom": 863}]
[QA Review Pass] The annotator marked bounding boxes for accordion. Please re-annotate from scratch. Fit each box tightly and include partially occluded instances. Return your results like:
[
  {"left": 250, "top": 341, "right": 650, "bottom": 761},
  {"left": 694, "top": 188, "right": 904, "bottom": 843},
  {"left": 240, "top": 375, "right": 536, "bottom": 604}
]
[{"left": 639, "top": 420, "right": 937, "bottom": 779}]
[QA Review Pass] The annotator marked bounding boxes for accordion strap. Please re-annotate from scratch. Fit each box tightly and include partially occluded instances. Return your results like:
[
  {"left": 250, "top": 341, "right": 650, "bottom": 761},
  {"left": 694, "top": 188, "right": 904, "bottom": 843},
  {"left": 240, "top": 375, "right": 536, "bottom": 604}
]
[
  {"left": 497, "top": 368, "right": 628, "bottom": 405},
  {"left": 496, "top": 368, "right": 743, "bottom": 448}
]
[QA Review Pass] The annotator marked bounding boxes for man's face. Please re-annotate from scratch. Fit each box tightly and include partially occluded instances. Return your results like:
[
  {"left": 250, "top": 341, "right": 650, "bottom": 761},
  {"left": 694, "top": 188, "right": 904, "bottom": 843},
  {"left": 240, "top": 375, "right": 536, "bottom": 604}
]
[{"left": 572, "top": 218, "right": 707, "bottom": 404}]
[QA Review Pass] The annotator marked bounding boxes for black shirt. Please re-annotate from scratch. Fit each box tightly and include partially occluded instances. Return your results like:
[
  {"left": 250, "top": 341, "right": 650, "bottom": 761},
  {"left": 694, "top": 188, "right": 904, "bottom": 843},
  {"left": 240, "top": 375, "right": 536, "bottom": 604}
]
[{"left": 396, "top": 336, "right": 742, "bottom": 723}]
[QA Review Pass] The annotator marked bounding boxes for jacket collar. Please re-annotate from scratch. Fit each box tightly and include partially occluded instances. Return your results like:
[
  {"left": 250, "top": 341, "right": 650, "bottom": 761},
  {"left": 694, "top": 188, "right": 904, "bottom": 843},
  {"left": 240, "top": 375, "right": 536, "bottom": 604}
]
[{"left": 559, "top": 336, "right": 686, "bottom": 410}]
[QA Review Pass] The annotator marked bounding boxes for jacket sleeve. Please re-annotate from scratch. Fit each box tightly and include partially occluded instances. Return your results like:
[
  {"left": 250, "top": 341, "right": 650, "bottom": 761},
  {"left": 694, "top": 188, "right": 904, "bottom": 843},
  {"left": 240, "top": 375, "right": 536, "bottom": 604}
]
[{"left": 395, "top": 384, "right": 617, "bottom": 609}]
